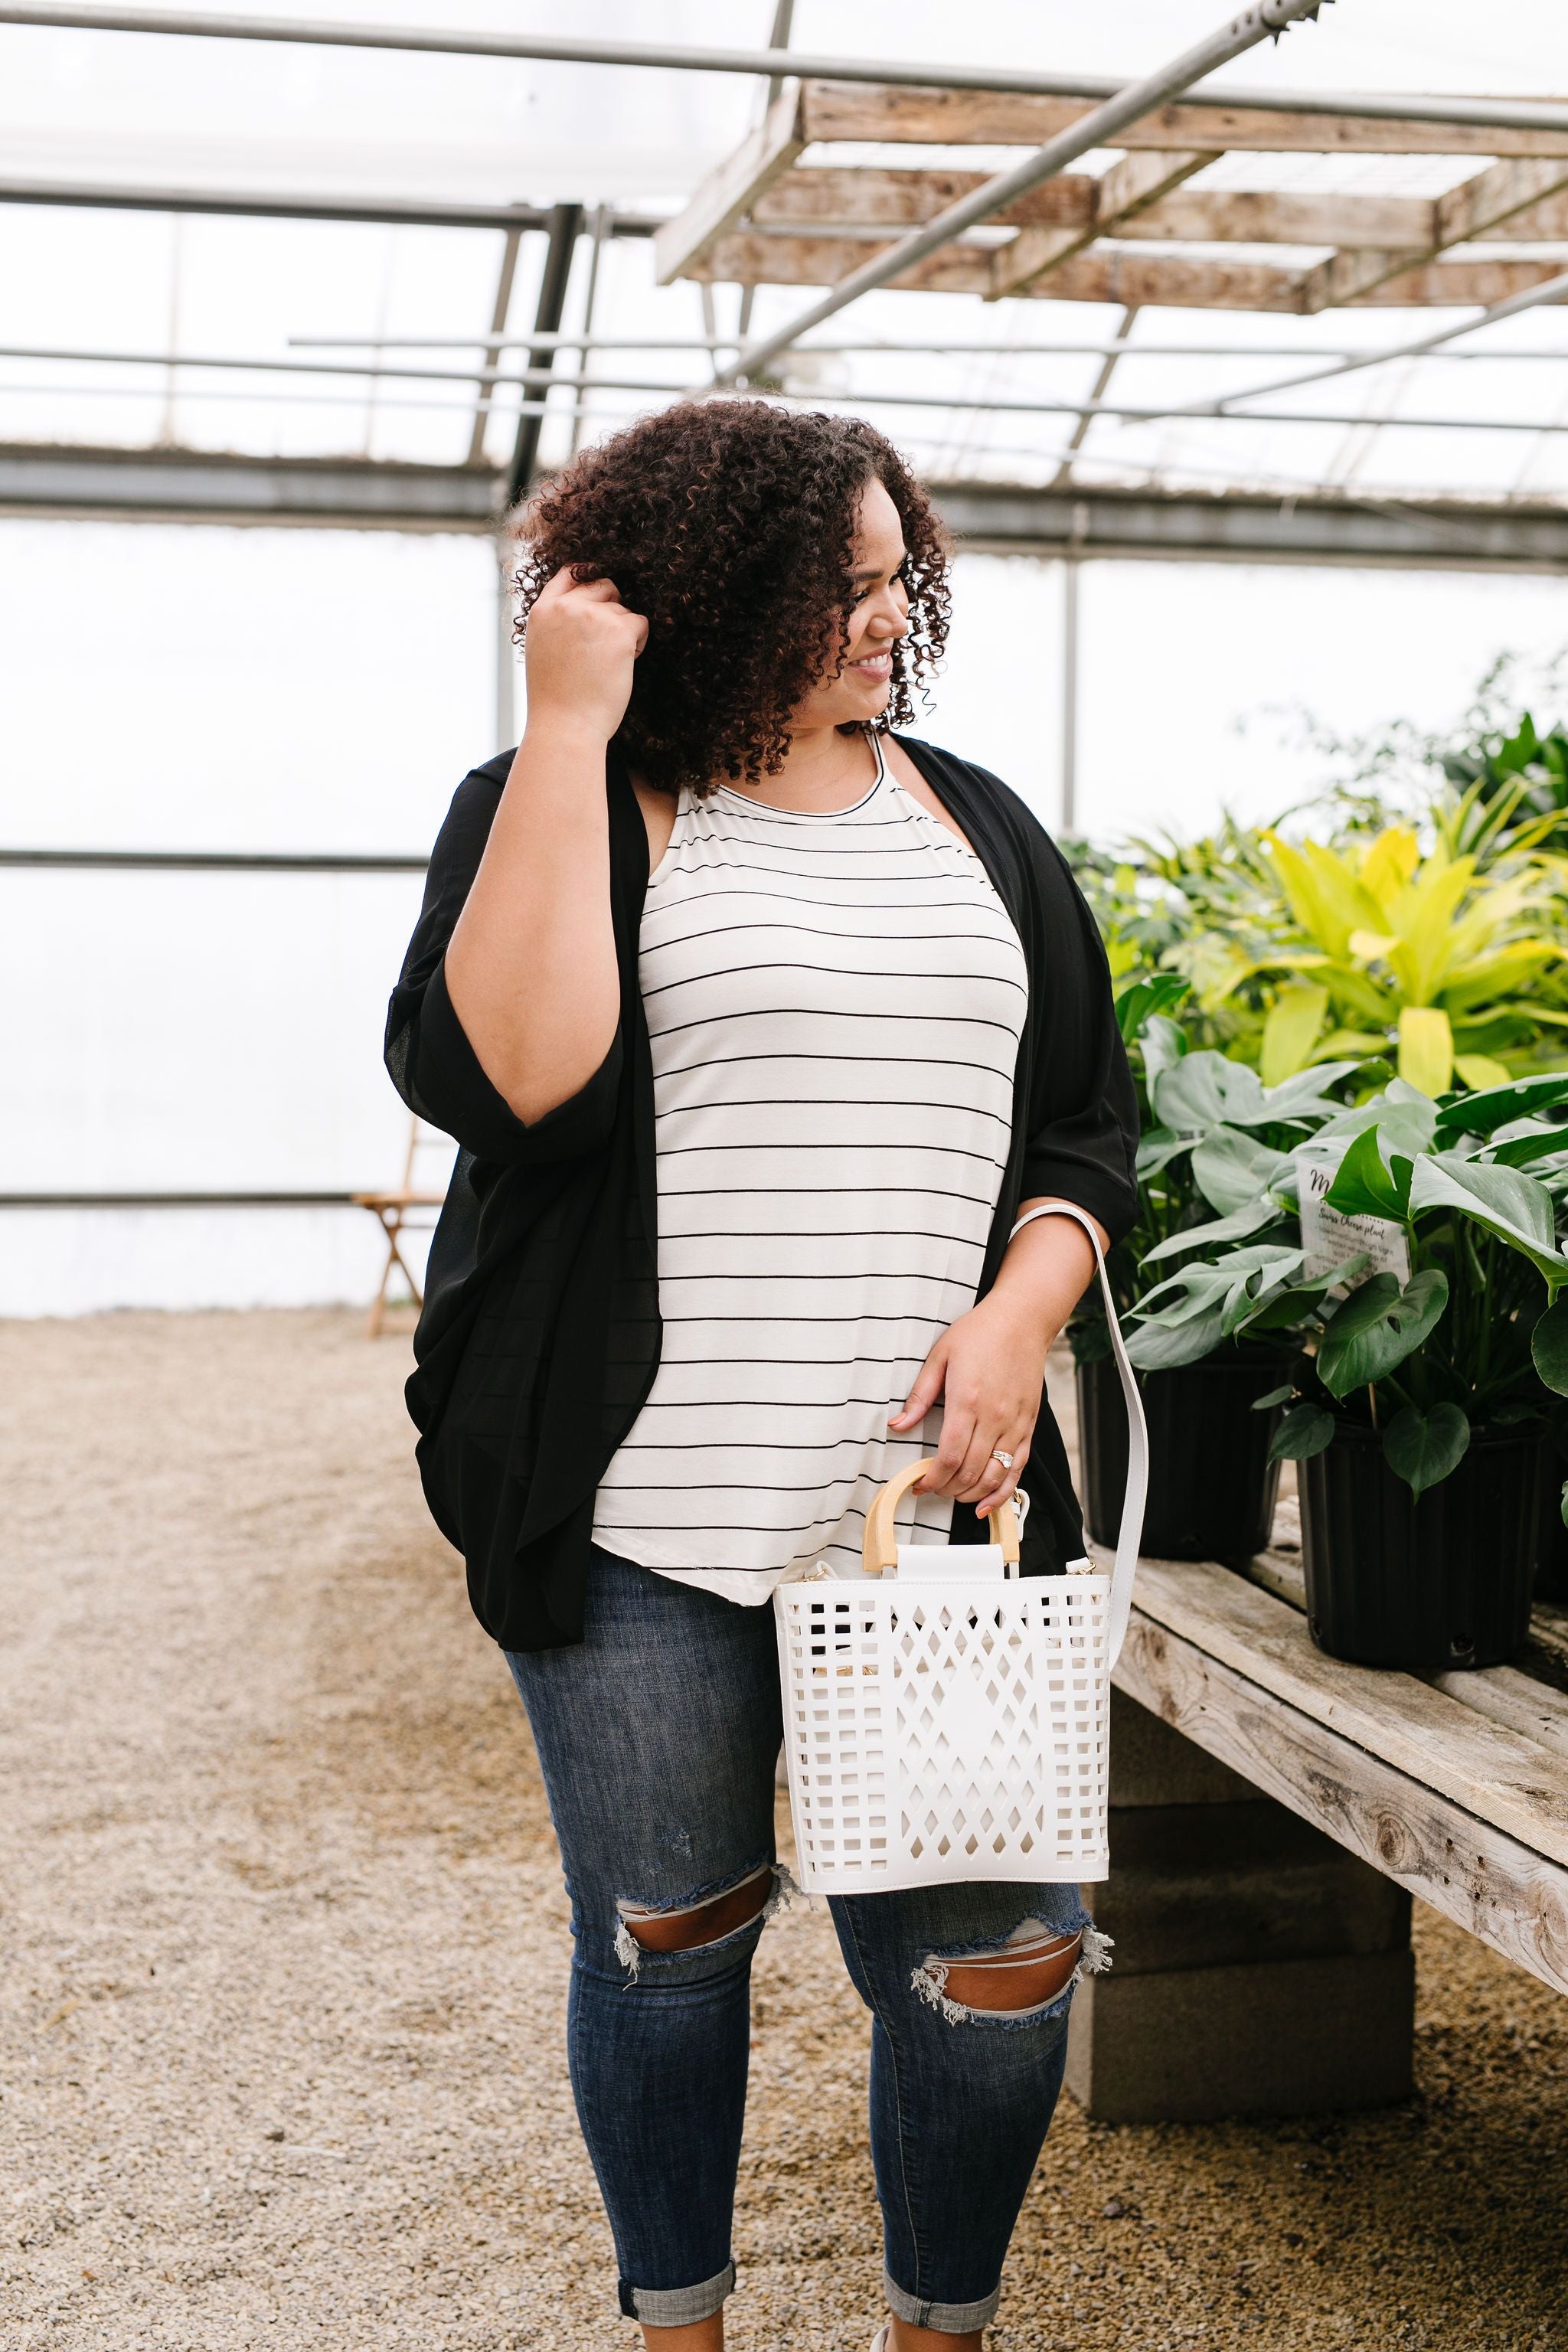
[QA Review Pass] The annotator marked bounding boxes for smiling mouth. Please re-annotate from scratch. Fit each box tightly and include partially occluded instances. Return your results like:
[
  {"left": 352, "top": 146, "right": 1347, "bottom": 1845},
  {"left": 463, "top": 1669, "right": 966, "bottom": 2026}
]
[{"left": 849, "top": 651, "right": 893, "bottom": 672}]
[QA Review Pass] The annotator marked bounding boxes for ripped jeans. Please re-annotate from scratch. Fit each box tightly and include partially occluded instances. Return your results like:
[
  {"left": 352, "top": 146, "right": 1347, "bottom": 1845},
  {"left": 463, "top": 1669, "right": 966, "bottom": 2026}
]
[{"left": 505, "top": 1546, "right": 1096, "bottom": 2335}]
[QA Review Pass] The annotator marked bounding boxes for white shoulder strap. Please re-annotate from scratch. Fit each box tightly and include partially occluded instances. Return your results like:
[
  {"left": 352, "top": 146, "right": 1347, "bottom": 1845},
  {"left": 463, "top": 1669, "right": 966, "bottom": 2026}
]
[{"left": 1008, "top": 1202, "right": 1148, "bottom": 1670}]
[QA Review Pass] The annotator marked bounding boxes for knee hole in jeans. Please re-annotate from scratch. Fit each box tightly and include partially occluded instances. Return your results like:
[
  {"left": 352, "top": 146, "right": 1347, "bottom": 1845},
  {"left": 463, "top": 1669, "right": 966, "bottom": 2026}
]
[
  {"left": 616, "top": 1864, "right": 778, "bottom": 1961},
  {"left": 913, "top": 1917, "right": 1111, "bottom": 2023}
]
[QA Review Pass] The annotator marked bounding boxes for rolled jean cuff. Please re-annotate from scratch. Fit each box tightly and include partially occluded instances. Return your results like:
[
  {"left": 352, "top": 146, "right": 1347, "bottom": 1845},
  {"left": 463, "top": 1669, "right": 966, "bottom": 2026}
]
[
  {"left": 884, "top": 2269, "right": 1001, "bottom": 2334},
  {"left": 618, "top": 2260, "right": 736, "bottom": 2326}
]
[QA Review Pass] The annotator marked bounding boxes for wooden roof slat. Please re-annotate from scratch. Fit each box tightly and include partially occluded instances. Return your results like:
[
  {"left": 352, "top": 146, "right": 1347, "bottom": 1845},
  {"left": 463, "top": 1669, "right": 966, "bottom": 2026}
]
[
  {"left": 688, "top": 231, "right": 992, "bottom": 298},
  {"left": 800, "top": 80, "right": 1568, "bottom": 158},
  {"left": 1116, "top": 1606, "right": 1568, "bottom": 1998},
  {"left": 686, "top": 233, "right": 1568, "bottom": 312},
  {"left": 653, "top": 80, "right": 805, "bottom": 285},
  {"left": 1357, "top": 255, "right": 1568, "bottom": 305},
  {"left": 688, "top": 234, "right": 1300, "bottom": 309},
  {"left": 753, "top": 166, "right": 1100, "bottom": 232},
  {"left": 1298, "top": 153, "right": 1568, "bottom": 312},
  {"left": 752, "top": 170, "right": 1568, "bottom": 251},
  {"left": 991, "top": 148, "right": 1217, "bottom": 299},
  {"left": 1122, "top": 187, "right": 1434, "bottom": 250},
  {"left": 1129, "top": 1557, "right": 1568, "bottom": 1866},
  {"left": 756, "top": 170, "right": 1440, "bottom": 251}
]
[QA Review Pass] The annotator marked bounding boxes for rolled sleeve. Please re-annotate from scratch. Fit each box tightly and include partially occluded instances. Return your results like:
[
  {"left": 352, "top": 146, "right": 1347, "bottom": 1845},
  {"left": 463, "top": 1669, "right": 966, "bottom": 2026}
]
[
  {"left": 384, "top": 758, "right": 623, "bottom": 1169},
  {"left": 411, "top": 960, "right": 622, "bottom": 1165}
]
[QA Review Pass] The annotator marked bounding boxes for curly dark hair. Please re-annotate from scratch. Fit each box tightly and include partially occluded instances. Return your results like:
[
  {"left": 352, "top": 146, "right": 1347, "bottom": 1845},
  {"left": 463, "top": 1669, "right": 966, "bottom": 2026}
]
[{"left": 512, "top": 399, "right": 950, "bottom": 795}]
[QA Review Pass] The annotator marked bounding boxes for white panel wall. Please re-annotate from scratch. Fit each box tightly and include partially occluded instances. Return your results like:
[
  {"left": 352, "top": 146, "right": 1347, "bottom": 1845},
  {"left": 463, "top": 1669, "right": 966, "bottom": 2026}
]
[{"left": 4, "top": 520, "right": 1563, "bottom": 1313}]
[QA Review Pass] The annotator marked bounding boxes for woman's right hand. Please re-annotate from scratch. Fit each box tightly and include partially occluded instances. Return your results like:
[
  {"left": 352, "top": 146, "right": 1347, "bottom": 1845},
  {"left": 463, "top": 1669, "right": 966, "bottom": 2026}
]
[{"left": 523, "top": 567, "right": 648, "bottom": 743}]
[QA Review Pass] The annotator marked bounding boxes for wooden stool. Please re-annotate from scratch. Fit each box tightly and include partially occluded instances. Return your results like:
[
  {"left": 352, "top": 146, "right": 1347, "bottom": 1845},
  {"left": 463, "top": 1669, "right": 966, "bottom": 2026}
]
[{"left": 353, "top": 1116, "right": 449, "bottom": 1338}]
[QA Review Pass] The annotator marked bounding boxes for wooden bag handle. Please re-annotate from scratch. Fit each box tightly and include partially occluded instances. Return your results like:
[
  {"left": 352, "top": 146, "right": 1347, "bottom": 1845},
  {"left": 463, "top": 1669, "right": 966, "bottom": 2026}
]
[{"left": 861, "top": 1458, "right": 1021, "bottom": 1578}]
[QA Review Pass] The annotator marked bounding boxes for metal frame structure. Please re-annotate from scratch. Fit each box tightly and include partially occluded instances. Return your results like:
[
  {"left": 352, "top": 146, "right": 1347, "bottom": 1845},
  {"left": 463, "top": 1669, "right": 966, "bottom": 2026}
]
[
  {"left": 711, "top": 0, "right": 1334, "bottom": 383},
  {"left": 6, "top": 445, "right": 1568, "bottom": 574},
  {"left": 7, "top": 3, "right": 1568, "bottom": 1240}
]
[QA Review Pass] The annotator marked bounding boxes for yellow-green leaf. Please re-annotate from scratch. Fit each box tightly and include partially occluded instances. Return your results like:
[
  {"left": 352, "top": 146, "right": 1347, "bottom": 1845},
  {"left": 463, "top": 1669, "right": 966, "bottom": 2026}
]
[
  {"left": 1398, "top": 1005, "right": 1454, "bottom": 1096},
  {"left": 1260, "top": 983, "right": 1330, "bottom": 1086},
  {"left": 1386, "top": 856, "right": 1475, "bottom": 1004},
  {"left": 1314, "top": 1027, "right": 1393, "bottom": 1060},
  {"left": 1359, "top": 826, "right": 1419, "bottom": 913},
  {"left": 1262, "top": 835, "right": 1382, "bottom": 962},
  {"left": 1348, "top": 929, "right": 1398, "bottom": 964},
  {"left": 1455, "top": 1053, "right": 1514, "bottom": 1089}
]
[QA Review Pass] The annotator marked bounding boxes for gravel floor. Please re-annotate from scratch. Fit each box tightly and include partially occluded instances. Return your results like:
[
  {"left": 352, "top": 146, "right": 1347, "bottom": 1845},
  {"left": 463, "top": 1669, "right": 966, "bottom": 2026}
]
[{"left": 2, "top": 1308, "right": 1565, "bottom": 2352}]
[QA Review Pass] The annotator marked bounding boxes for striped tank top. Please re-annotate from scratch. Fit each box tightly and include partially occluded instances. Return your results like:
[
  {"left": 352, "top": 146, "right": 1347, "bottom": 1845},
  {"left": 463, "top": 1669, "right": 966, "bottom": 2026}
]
[{"left": 591, "top": 733, "right": 1028, "bottom": 1603}]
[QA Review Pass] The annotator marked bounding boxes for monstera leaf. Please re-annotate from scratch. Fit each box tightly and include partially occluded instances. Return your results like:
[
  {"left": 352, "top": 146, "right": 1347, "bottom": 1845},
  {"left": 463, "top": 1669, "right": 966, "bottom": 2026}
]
[
  {"left": 1323, "top": 1124, "right": 1413, "bottom": 1222},
  {"left": 1125, "top": 1246, "right": 1302, "bottom": 1370},
  {"left": 1315, "top": 1269, "right": 1450, "bottom": 1397},
  {"left": 1191, "top": 1125, "right": 1296, "bottom": 1216},
  {"left": 1434, "top": 1071, "right": 1568, "bottom": 1143},
  {"left": 1142, "top": 1196, "right": 1288, "bottom": 1265},
  {"left": 1382, "top": 1403, "right": 1472, "bottom": 1498},
  {"left": 1408, "top": 1155, "right": 1568, "bottom": 1292}
]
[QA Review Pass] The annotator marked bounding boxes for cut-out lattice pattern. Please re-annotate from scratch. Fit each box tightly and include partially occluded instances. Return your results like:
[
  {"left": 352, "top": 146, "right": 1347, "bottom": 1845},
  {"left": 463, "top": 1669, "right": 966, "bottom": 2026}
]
[{"left": 775, "top": 1574, "right": 1114, "bottom": 1896}]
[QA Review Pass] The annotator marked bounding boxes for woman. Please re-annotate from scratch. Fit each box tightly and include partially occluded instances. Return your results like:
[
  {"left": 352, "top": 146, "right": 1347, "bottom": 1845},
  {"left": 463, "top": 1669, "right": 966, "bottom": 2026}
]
[{"left": 387, "top": 400, "right": 1138, "bottom": 2352}]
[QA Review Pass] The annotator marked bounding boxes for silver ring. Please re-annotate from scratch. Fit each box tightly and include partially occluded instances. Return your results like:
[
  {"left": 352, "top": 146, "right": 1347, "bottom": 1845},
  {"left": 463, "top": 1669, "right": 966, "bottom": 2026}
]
[{"left": 991, "top": 1448, "right": 1014, "bottom": 1470}]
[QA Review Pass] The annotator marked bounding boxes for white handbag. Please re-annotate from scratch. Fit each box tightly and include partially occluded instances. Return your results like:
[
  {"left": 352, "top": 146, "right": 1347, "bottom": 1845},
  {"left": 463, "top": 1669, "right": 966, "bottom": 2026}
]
[{"left": 775, "top": 1204, "right": 1148, "bottom": 1896}]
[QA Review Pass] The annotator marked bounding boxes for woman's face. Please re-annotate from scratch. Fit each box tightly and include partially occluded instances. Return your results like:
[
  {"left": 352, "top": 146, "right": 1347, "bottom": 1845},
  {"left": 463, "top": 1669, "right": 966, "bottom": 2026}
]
[{"left": 790, "top": 474, "right": 912, "bottom": 731}]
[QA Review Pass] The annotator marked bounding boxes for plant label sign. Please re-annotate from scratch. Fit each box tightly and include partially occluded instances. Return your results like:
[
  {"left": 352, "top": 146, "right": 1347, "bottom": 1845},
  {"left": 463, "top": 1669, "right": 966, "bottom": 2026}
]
[{"left": 1295, "top": 1142, "right": 1412, "bottom": 1292}]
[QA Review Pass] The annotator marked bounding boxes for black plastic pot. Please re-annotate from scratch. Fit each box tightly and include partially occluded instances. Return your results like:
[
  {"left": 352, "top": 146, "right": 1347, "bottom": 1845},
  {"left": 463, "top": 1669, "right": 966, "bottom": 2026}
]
[
  {"left": 1534, "top": 1442, "right": 1568, "bottom": 1602},
  {"left": 1298, "top": 1421, "right": 1541, "bottom": 1670},
  {"left": 1076, "top": 1345, "right": 1286, "bottom": 1563}
]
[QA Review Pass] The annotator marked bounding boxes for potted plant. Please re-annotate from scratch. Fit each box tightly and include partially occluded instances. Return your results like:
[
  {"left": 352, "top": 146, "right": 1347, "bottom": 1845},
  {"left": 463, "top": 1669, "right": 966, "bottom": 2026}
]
[
  {"left": 1072, "top": 984, "right": 1361, "bottom": 1563},
  {"left": 1125, "top": 1073, "right": 1568, "bottom": 1668}
]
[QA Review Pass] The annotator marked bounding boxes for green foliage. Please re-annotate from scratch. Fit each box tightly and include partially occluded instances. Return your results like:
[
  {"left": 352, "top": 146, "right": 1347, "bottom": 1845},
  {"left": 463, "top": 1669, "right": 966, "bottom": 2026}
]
[
  {"left": 1269, "top": 1403, "right": 1336, "bottom": 1462},
  {"left": 1381, "top": 1403, "right": 1472, "bottom": 1498},
  {"left": 1071, "top": 676, "right": 1568, "bottom": 1475},
  {"left": 1122, "top": 1070, "right": 1568, "bottom": 1498},
  {"left": 1073, "top": 670, "right": 1568, "bottom": 1091}
]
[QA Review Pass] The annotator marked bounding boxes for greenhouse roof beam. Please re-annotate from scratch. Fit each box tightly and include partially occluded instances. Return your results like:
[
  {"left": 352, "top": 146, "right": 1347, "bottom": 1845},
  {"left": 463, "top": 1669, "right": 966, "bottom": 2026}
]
[
  {"left": 505, "top": 201, "right": 582, "bottom": 507},
  {"left": 8, "top": 443, "right": 1568, "bottom": 573},
  {"left": 8, "top": 6, "right": 1568, "bottom": 142},
  {"left": 712, "top": 0, "right": 1335, "bottom": 388}
]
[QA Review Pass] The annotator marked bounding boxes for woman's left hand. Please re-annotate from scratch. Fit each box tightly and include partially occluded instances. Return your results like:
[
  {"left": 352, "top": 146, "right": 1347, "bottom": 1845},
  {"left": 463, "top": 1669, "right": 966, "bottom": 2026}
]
[{"left": 888, "top": 1290, "right": 1050, "bottom": 1521}]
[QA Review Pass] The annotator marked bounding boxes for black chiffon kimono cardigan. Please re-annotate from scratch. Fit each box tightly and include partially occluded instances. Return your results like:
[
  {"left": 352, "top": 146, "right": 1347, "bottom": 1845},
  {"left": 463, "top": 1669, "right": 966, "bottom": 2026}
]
[{"left": 386, "top": 733, "right": 1140, "bottom": 1654}]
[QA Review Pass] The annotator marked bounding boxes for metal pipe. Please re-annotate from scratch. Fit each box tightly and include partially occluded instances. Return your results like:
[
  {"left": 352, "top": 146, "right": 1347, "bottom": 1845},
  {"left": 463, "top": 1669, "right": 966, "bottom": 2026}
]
[
  {"left": 506, "top": 204, "right": 583, "bottom": 505},
  {"left": 495, "top": 540, "right": 516, "bottom": 750},
  {"left": 6, "top": 5, "right": 1568, "bottom": 139},
  {"left": 292, "top": 332, "right": 1568, "bottom": 364},
  {"left": 1171, "top": 263, "right": 1568, "bottom": 418},
  {"left": 0, "top": 848, "right": 427, "bottom": 867},
  {"left": 0, "top": 381, "right": 604, "bottom": 418},
  {"left": 468, "top": 224, "right": 523, "bottom": 467},
  {"left": 737, "top": 0, "right": 796, "bottom": 348},
  {"left": 0, "top": 1191, "right": 374, "bottom": 1206},
  {"left": 0, "top": 174, "right": 656, "bottom": 233},
  {"left": 1051, "top": 305, "right": 1138, "bottom": 488},
  {"left": 567, "top": 203, "right": 612, "bottom": 459},
  {"left": 10, "top": 343, "right": 1568, "bottom": 437},
  {"left": 712, "top": 0, "right": 1333, "bottom": 388}
]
